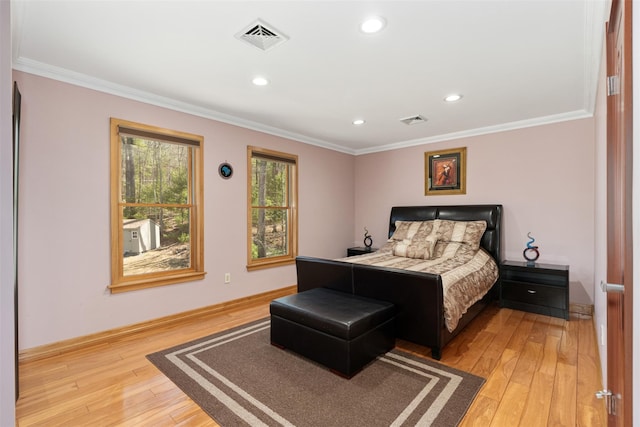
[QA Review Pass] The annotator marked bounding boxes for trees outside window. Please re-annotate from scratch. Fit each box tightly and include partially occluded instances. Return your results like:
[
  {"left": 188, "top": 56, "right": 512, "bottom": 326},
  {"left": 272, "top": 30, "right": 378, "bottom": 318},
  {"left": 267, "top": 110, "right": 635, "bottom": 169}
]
[
  {"left": 110, "top": 118, "right": 205, "bottom": 293},
  {"left": 247, "top": 146, "right": 298, "bottom": 270}
]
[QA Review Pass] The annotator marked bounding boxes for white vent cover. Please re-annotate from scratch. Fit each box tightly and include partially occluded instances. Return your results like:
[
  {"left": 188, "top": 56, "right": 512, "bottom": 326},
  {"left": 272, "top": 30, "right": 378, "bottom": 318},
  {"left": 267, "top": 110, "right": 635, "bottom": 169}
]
[
  {"left": 236, "top": 20, "right": 288, "bottom": 51},
  {"left": 399, "top": 115, "right": 428, "bottom": 125}
]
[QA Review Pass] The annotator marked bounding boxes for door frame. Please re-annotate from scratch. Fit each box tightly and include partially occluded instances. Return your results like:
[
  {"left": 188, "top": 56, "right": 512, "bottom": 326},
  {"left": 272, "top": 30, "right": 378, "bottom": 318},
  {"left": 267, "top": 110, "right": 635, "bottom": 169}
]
[{"left": 605, "top": 0, "right": 633, "bottom": 425}]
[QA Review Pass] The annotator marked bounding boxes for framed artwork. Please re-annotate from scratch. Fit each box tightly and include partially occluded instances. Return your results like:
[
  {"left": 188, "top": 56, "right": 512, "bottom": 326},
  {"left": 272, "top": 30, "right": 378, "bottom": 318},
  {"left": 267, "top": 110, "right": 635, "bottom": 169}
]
[{"left": 424, "top": 147, "right": 466, "bottom": 195}]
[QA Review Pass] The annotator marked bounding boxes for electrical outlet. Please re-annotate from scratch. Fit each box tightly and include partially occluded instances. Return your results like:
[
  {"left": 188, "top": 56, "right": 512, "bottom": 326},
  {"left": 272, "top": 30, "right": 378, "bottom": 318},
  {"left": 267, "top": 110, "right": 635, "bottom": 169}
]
[{"left": 224, "top": 273, "right": 231, "bottom": 284}]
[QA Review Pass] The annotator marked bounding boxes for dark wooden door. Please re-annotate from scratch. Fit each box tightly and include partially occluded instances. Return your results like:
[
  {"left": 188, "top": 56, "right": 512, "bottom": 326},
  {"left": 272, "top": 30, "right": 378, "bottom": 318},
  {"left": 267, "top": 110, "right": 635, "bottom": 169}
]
[{"left": 605, "top": 0, "right": 633, "bottom": 425}]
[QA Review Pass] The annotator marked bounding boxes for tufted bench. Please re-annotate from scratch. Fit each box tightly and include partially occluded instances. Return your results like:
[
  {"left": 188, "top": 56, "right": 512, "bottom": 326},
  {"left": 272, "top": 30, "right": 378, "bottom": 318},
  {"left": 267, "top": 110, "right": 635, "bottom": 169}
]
[{"left": 270, "top": 287, "right": 396, "bottom": 378}]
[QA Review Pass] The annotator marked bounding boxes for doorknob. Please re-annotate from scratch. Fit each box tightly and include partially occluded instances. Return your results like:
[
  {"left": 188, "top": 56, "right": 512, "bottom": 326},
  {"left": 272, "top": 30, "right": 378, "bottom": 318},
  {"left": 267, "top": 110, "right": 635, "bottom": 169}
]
[{"left": 600, "top": 280, "right": 624, "bottom": 293}]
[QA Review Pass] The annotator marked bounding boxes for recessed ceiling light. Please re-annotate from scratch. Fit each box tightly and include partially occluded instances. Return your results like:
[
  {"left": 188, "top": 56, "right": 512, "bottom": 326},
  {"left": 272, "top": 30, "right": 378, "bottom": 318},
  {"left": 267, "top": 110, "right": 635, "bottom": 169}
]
[
  {"left": 252, "top": 76, "right": 269, "bottom": 86},
  {"left": 444, "top": 94, "right": 463, "bottom": 102},
  {"left": 353, "top": 119, "right": 365, "bottom": 125},
  {"left": 361, "top": 16, "right": 386, "bottom": 34}
]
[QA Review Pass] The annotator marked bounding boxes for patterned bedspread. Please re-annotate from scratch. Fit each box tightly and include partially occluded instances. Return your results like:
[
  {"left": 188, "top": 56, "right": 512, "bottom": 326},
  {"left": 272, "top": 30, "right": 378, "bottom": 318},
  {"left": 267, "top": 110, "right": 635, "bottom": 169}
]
[{"left": 337, "top": 242, "right": 499, "bottom": 332}]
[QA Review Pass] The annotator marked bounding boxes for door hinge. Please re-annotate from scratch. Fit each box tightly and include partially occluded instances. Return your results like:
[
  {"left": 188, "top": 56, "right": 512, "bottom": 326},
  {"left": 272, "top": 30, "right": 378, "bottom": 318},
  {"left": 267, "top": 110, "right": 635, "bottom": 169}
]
[
  {"left": 596, "top": 389, "right": 621, "bottom": 415},
  {"left": 607, "top": 75, "right": 620, "bottom": 96}
]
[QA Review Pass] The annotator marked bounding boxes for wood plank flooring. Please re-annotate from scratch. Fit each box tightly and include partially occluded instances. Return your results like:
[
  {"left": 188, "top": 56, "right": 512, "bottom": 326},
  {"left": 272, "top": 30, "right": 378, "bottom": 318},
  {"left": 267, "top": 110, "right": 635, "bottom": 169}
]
[{"left": 16, "top": 300, "right": 607, "bottom": 426}]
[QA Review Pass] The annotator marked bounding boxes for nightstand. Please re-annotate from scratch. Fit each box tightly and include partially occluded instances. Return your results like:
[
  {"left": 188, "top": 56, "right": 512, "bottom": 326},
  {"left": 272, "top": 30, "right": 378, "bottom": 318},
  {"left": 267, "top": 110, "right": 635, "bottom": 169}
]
[
  {"left": 500, "top": 260, "right": 569, "bottom": 320},
  {"left": 347, "top": 247, "right": 377, "bottom": 257}
]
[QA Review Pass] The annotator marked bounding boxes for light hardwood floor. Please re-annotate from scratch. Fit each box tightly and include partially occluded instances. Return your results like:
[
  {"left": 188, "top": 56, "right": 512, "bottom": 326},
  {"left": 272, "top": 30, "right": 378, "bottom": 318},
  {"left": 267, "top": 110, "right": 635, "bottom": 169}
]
[{"left": 16, "top": 297, "right": 607, "bottom": 426}]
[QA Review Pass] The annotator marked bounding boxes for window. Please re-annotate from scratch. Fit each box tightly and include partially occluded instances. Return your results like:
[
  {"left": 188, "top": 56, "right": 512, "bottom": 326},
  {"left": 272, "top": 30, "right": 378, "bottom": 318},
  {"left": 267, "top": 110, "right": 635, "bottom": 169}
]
[
  {"left": 247, "top": 146, "right": 298, "bottom": 270},
  {"left": 110, "top": 118, "right": 205, "bottom": 293}
]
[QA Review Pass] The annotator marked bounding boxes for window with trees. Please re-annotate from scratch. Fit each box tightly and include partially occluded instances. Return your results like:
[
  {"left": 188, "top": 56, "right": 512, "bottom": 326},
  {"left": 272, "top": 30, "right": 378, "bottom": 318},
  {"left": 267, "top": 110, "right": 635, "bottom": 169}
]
[
  {"left": 247, "top": 146, "right": 298, "bottom": 270},
  {"left": 110, "top": 118, "right": 205, "bottom": 293}
]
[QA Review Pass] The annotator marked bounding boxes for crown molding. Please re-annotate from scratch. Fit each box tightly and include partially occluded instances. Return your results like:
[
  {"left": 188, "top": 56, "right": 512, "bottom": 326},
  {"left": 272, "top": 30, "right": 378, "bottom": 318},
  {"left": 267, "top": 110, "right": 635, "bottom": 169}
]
[
  {"left": 353, "top": 110, "right": 594, "bottom": 156},
  {"left": 12, "top": 57, "right": 356, "bottom": 155},
  {"left": 14, "top": 57, "right": 594, "bottom": 158}
]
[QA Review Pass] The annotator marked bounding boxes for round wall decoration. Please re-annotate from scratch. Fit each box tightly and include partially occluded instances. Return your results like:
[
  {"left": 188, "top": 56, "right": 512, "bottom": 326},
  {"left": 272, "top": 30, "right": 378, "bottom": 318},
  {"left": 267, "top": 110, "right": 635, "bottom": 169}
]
[{"left": 218, "top": 162, "right": 233, "bottom": 179}]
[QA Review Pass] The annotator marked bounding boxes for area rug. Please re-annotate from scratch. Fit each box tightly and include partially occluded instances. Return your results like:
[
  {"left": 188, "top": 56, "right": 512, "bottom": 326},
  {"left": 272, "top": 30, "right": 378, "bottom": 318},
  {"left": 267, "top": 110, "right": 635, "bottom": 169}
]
[{"left": 147, "top": 318, "right": 484, "bottom": 426}]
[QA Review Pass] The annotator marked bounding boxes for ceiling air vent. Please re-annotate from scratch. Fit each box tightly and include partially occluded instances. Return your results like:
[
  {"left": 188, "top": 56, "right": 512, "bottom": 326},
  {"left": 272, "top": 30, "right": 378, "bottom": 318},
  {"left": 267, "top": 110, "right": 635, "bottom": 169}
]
[
  {"left": 399, "top": 115, "right": 428, "bottom": 125},
  {"left": 236, "top": 20, "right": 288, "bottom": 51}
]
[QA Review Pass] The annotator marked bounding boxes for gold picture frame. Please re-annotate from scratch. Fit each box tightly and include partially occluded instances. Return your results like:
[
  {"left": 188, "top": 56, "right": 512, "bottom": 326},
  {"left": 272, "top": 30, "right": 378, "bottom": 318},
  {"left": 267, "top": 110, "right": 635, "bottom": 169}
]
[{"left": 425, "top": 147, "right": 467, "bottom": 195}]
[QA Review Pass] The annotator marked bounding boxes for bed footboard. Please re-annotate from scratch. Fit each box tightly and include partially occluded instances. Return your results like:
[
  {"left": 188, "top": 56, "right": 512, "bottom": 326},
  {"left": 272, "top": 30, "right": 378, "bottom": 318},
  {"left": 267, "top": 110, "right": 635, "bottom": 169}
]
[
  {"left": 295, "top": 256, "right": 354, "bottom": 294},
  {"left": 295, "top": 256, "right": 447, "bottom": 358},
  {"left": 352, "top": 265, "right": 443, "bottom": 347}
]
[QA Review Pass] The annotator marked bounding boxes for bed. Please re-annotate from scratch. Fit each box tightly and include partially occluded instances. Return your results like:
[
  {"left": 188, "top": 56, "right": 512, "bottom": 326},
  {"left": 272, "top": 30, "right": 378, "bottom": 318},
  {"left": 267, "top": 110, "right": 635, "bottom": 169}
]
[{"left": 295, "top": 204, "right": 502, "bottom": 359}]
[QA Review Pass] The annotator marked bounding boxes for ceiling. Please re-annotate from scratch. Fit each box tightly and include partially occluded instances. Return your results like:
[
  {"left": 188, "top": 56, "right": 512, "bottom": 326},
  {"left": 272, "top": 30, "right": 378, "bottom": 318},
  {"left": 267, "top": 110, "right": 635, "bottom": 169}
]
[{"left": 11, "top": 1, "right": 610, "bottom": 155}]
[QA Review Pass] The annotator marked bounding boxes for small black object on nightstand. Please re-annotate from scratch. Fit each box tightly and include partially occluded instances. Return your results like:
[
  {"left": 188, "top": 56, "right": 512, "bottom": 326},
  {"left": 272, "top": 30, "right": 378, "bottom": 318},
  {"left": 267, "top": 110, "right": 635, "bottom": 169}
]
[
  {"left": 347, "top": 247, "right": 378, "bottom": 257},
  {"left": 500, "top": 260, "right": 569, "bottom": 320}
]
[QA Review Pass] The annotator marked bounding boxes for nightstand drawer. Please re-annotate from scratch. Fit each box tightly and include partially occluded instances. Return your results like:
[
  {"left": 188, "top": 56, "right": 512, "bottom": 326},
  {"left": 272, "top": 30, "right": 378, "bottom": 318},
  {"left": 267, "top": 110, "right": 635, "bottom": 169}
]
[
  {"left": 499, "top": 260, "right": 569, "bottom": 319},
  {"left": 501, "top": 280, "right": 565, "bottom": 309}
]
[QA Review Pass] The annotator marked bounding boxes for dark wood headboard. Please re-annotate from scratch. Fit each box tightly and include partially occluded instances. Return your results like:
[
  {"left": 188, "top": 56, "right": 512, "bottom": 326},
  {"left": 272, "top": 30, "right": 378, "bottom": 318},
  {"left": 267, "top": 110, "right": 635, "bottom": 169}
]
[{"left": 388, "top": 205, "right": 503, "bottom": 263}]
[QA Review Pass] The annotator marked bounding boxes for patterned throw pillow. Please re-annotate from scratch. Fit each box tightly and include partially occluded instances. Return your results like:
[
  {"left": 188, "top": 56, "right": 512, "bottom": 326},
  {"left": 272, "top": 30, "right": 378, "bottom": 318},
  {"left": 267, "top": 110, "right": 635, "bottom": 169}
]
[
  {"left": 392, "top": 236, "right": 438, "bottom": 259},
  {"left": 435, "top": 220, "right": 487, "bottom": 249},
  {"left": 431, "top": 219, "right": 487, "bottom": 258},
  {"left": 390, "top": 220, "right": 434, "bottom": 241},
  {"left": 390, "top": 221, "right": 438, "bottom": 259}
]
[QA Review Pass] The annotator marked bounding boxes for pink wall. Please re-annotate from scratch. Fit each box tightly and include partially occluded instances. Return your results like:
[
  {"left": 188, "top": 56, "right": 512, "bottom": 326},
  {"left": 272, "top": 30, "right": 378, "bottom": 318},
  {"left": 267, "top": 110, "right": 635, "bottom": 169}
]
[
  {"left": 14, "top": 71, "right": 355, "bottom": 349},
  {"left": 15, "top": 70, "right": 598, "bottom": 351},
  {"left": 354, "top": 119, "right": 596, "bottom": 305}
]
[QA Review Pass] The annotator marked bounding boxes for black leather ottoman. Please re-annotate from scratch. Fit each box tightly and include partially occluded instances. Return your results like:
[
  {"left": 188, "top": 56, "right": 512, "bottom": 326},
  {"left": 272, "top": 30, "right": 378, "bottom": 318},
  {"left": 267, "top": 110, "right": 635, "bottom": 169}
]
[{"left": 270, "top": 287, "right": 395, "bottom": 378}]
